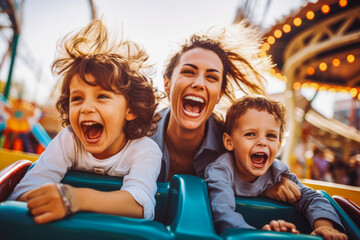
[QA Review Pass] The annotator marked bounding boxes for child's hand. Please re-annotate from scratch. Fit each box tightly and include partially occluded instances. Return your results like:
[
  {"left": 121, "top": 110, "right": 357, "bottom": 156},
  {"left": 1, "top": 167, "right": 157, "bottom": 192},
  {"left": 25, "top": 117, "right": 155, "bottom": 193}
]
[
  {"left": 25, "top": 183, "right": 67, "bottom": 224},
  {"left": 262, "top": 219, "right": 299, "bottom": 234},
  {"left": 262, "top": 177, "right": 301, "bottom": 203},
  {"left": 312, "top": 219, "right": 348, "bottom": 240},
  {"left": 311, "top": 226, "right": 347, "bottom": 240}
]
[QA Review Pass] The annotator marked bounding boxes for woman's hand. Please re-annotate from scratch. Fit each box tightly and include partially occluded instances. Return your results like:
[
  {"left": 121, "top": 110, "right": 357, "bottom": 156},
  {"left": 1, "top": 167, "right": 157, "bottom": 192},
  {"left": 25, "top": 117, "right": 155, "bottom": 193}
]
[
  {"left": 311, "top": 219, "right": 347, "bottom": 240},
  {"left": 262, "top": 177, "right": 301, "bottom": 203},
  {"left": 25, "top": 183, "right": 69, "bottom": 224},
  {"left": 262, "top": 219, "right": 299, "bottom": 233}
]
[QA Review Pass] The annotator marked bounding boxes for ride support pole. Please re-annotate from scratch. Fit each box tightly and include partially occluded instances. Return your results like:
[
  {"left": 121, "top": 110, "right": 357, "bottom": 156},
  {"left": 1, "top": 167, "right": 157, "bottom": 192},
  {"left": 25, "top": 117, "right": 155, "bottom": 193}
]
[{"left": 4, "top": 34, "right": 19, "bottom": 99}]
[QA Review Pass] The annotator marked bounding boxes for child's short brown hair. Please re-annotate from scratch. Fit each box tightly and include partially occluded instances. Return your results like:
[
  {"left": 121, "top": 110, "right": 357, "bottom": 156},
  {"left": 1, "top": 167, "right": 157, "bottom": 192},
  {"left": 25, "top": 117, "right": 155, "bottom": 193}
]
[
  {"left": 52, "top": 19, "right": 160, "bottom": 139},
  {"left": 224, "top": 95, "right": 286, "bottom": 141}
]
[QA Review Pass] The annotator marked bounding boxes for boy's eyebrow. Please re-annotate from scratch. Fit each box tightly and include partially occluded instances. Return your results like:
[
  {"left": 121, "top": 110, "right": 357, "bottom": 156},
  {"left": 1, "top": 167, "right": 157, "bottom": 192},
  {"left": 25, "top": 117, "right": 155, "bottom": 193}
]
[
  {"left": 182, "top": 63, "right": 221, "bottom": 74},
  {"left": 69, "top": 89, "right": 83, "bottom": 95},
  {"left": 270, "top": 129, "right": 281, "bottom": 133}
]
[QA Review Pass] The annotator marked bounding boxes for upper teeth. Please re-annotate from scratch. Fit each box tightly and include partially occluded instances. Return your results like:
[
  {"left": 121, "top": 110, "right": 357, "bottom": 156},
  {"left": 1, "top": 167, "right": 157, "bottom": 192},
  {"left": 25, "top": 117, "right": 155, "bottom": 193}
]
[
  {"left": 254, "top": 153, "right": 266, "bottom": 156},
  {"left": 184, "top": 95, "right": 204, "bottom": 103},
  {"left": 82, "top": 121, "right": 98, "bottom": 126}
]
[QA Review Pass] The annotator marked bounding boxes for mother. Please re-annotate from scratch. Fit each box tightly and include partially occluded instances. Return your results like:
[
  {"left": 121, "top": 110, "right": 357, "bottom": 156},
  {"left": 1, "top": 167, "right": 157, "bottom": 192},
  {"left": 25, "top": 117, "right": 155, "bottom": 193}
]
[{"left": 151, "top": 23, "right": 301, "bottom": 202}]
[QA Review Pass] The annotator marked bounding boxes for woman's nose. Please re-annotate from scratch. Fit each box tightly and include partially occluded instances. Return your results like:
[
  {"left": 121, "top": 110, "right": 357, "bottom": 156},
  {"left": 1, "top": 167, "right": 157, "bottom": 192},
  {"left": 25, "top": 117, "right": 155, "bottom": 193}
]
[{"left": 191, "top": 75, "right": 205, "bottom": 90}]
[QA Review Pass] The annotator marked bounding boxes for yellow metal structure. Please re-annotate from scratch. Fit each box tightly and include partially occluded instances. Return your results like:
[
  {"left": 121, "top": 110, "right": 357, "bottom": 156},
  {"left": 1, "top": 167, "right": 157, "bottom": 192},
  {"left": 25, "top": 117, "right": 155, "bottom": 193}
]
[
  {"left": 0, "top": 149, "right": 38, "bottom": 170},
  {"left": 302, "top": 178, "right": 360, "bottom": 206}
]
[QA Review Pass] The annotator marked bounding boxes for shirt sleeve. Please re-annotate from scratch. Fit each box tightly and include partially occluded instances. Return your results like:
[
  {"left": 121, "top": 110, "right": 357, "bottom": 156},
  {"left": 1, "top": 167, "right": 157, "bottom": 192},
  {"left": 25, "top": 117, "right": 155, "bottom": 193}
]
[
  {"left": 204, "top": 160, "right": 255, "bottom": 234},
  {"left": 120, "top": 138, "right": 162, "bottom": 220},
  {"left": 282, "top": 170, "right": 345, "bottom": 232},
  {"left": 10, "top": 128, "right": 75, "bottom": 200}
]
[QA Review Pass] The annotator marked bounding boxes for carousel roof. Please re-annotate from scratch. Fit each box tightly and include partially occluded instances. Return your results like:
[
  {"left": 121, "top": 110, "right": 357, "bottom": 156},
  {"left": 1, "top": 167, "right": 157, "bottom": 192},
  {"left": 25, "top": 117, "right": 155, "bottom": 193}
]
[{"left": 263, "top": 0, "right": 360, "bottom": 94}]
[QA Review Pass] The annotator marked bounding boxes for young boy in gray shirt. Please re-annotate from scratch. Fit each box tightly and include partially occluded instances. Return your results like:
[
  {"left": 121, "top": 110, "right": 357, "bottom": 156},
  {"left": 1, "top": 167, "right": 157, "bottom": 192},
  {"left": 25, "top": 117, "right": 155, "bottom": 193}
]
[{"left": 204, "top": 95, "right": 347, "bottom": 240}]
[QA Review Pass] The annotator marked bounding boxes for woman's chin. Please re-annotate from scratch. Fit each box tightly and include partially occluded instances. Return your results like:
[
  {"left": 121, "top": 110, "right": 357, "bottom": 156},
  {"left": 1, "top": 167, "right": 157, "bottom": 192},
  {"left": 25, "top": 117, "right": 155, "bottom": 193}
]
[{"left": 179, "top": 116, "right": 205, "bottom": 130}]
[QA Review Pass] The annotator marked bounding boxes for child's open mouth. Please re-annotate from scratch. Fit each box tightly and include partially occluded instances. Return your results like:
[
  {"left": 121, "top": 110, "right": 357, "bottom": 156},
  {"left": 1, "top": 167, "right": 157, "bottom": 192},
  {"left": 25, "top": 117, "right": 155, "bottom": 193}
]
[
  {"left": 182, "top": 95, "right": 205, "bottom": 117},
  {"left": 81, "top": 121, "right": 104, "bottom": 143},
  {"left": 250, "top": 153, "right": 268, "bottom": 168}
]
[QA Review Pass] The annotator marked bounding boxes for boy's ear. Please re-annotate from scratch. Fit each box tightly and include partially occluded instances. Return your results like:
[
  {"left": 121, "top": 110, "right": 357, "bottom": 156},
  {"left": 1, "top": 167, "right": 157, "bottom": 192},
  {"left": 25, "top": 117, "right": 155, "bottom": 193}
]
[
  {"left": 223, "top": 132, "right": 234, "bottom": 151},
  {"left": 125, "top": 108, "right": 137, "bottom": 121},
  {"left": 164, "top": 76, "right": 171, "bottom": 96}
]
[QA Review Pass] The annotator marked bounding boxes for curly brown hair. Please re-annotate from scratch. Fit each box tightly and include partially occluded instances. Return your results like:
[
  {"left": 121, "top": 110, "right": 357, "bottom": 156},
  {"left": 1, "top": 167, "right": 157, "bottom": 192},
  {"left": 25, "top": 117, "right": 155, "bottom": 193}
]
[
  {"left": 224, "top": 95, "right": 286, "bottom": 141},
  {"left": 52, "top": 19, "right": 160, "bottom": 139}
]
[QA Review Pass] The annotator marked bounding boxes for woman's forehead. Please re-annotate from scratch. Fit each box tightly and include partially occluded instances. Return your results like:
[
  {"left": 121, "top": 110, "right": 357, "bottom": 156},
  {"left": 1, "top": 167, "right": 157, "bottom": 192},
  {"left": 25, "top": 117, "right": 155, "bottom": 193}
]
[{"left": 179, "top": 48, "right": 223, "bottom": 72}]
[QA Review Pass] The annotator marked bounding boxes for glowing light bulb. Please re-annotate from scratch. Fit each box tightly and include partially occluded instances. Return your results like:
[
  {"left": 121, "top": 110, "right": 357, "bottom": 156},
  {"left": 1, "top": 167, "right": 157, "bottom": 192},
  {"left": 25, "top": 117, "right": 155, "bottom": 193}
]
[
  {"left": 267, "top": 36, "right": 275, "bottom": 44},
  {"left": 307, "top": 67, "right": 315, "bottom": 75},
  {"left": 310, "top": 83, "right": 319, "bottom": 89},
  {"left": 332, "top": 58, "right": 340, "bottom": 67},
  {"left": 293, "top": 82, "right": 301, "bottom": 90},
  {"left": 306, "top": 11, "right": 315, "bottom": 20},
  {"left": 274, "top": 30, "right": 282, "bottom": 38},
  {"left": 262, "top": 43, "right": 270, "bottom": 51},
  {"left": 293, "top": 18, "right": 302, "bottom": 27},
  {"left": 339, "top": 0, "right": 347, "bottom": 7},
  {"left": 319, "top": 62, "right": 327, "bottom": 71},
  {"left": 351, "top": 88, "right": 358, "bottom": 97},
  {"left": 347, "top": 54, "right": 355, "bottom": 63},
  {"left": 283, "top": 24, "right": 291, "bottom": 33},
  {"left": 321, "top": 5, "right": 330, "bottom": 14}
]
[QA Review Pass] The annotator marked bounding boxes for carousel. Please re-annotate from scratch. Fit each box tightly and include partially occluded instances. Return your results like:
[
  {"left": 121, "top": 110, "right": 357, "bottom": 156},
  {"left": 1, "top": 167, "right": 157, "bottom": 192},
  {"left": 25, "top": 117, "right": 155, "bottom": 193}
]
[
  {"left": 257, "top": 0, "right": 360, "bottom": 200},
  {"left": 261, "top": 0, "right": 360, "bottom": 164}
]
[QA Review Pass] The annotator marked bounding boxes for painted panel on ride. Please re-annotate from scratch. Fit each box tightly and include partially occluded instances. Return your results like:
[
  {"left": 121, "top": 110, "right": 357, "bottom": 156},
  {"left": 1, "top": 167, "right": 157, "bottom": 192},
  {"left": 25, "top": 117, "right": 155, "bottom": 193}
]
[{"left": 0, "top": 97, "right": 51, "bottom": 155}]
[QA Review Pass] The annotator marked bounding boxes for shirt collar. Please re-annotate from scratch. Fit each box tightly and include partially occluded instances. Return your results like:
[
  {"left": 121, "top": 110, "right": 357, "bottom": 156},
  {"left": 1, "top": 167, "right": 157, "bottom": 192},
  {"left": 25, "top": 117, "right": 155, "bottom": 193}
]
[
  {"left": 153, "top": 107, "right": 223, "bottom": 155},
  {"left": 197, "top": 113, "right": 224, "bottom": 155},
  {"left": 151, "top": 107, "right": 224, "bottom": 181}
]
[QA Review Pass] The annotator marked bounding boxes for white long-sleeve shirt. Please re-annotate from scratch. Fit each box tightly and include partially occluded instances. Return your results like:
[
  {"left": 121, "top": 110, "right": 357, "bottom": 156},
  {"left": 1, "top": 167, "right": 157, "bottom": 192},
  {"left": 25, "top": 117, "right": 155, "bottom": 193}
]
[{"left": 11, "top": 126, "right": 162, "bottom": 220}]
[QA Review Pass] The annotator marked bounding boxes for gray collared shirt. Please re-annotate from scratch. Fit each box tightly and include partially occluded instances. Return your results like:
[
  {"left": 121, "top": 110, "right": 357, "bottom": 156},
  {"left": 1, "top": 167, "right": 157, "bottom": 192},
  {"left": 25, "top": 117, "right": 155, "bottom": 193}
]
[
  {"left": 151, "top": 107, "right": 226, "bottom": 182},
  {"left": 205, "top": 152, "right": 345, "bottom": 234}
]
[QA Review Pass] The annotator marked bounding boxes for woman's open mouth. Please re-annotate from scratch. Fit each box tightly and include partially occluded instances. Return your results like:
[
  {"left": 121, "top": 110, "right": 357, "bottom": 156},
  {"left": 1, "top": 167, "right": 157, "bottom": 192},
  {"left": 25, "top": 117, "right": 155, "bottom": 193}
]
[
  {"left": 81, "top": 121, "right": 104, "bottom": 143},
  {"left": 250, "top": 152, "right": 268, "bottom": 168},
  {"left": 182, "top": 95, "right": 206, "bottom": 117}
]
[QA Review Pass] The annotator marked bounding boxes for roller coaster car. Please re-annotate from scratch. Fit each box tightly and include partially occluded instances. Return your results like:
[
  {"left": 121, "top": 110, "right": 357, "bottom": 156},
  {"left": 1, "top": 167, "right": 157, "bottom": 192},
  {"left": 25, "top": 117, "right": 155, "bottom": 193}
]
[
  {"left": 332, "top": 195, "right": 360, "bottom": 228},
  {"left": 0, "top": 160, "right": 359, "bottom": 240},
  {"left": 0, "top": 159, "right": 32, "bottom": 202}
]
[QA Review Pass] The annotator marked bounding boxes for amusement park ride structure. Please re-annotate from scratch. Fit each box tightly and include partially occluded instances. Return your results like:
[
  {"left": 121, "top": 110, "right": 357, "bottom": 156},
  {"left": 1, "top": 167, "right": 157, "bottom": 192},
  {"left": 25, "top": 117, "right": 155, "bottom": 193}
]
[
  {"left": 0, "top": 0, "right": 359, "bottom": 239},
  {"left": 261, "top": 0, "right": 360, "bottom": 164}
]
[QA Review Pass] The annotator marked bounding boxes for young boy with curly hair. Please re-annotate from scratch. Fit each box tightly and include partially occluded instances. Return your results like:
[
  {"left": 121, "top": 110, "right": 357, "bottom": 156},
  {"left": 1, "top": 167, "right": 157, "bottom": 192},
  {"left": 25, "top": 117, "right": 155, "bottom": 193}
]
[{"left": 11, "top": 19, "right": 162, "bottom": 224}]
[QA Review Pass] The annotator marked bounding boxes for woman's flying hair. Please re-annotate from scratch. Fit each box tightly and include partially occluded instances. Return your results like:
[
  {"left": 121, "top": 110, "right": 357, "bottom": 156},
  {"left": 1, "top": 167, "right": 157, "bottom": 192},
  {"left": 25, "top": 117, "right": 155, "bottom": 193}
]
[{"left": 164, "top": 20, "right": 273, "bottom": 113}]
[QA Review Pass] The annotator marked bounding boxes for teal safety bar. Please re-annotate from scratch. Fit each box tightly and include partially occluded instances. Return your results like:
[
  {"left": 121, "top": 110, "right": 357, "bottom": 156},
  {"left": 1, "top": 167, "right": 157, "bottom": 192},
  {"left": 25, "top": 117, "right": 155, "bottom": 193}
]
[{"left": 0, "top": 168, "right": 359, "bottom": 240}]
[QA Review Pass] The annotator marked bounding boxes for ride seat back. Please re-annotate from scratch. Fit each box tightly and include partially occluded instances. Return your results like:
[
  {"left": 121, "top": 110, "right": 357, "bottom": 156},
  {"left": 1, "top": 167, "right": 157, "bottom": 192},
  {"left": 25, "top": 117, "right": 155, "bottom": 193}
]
[
  {"left": 235, "top": 197, "right": 312, "bottom": 233},
  {"left": 0, "top": 159, "right": 33, "bottom": 202}
]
